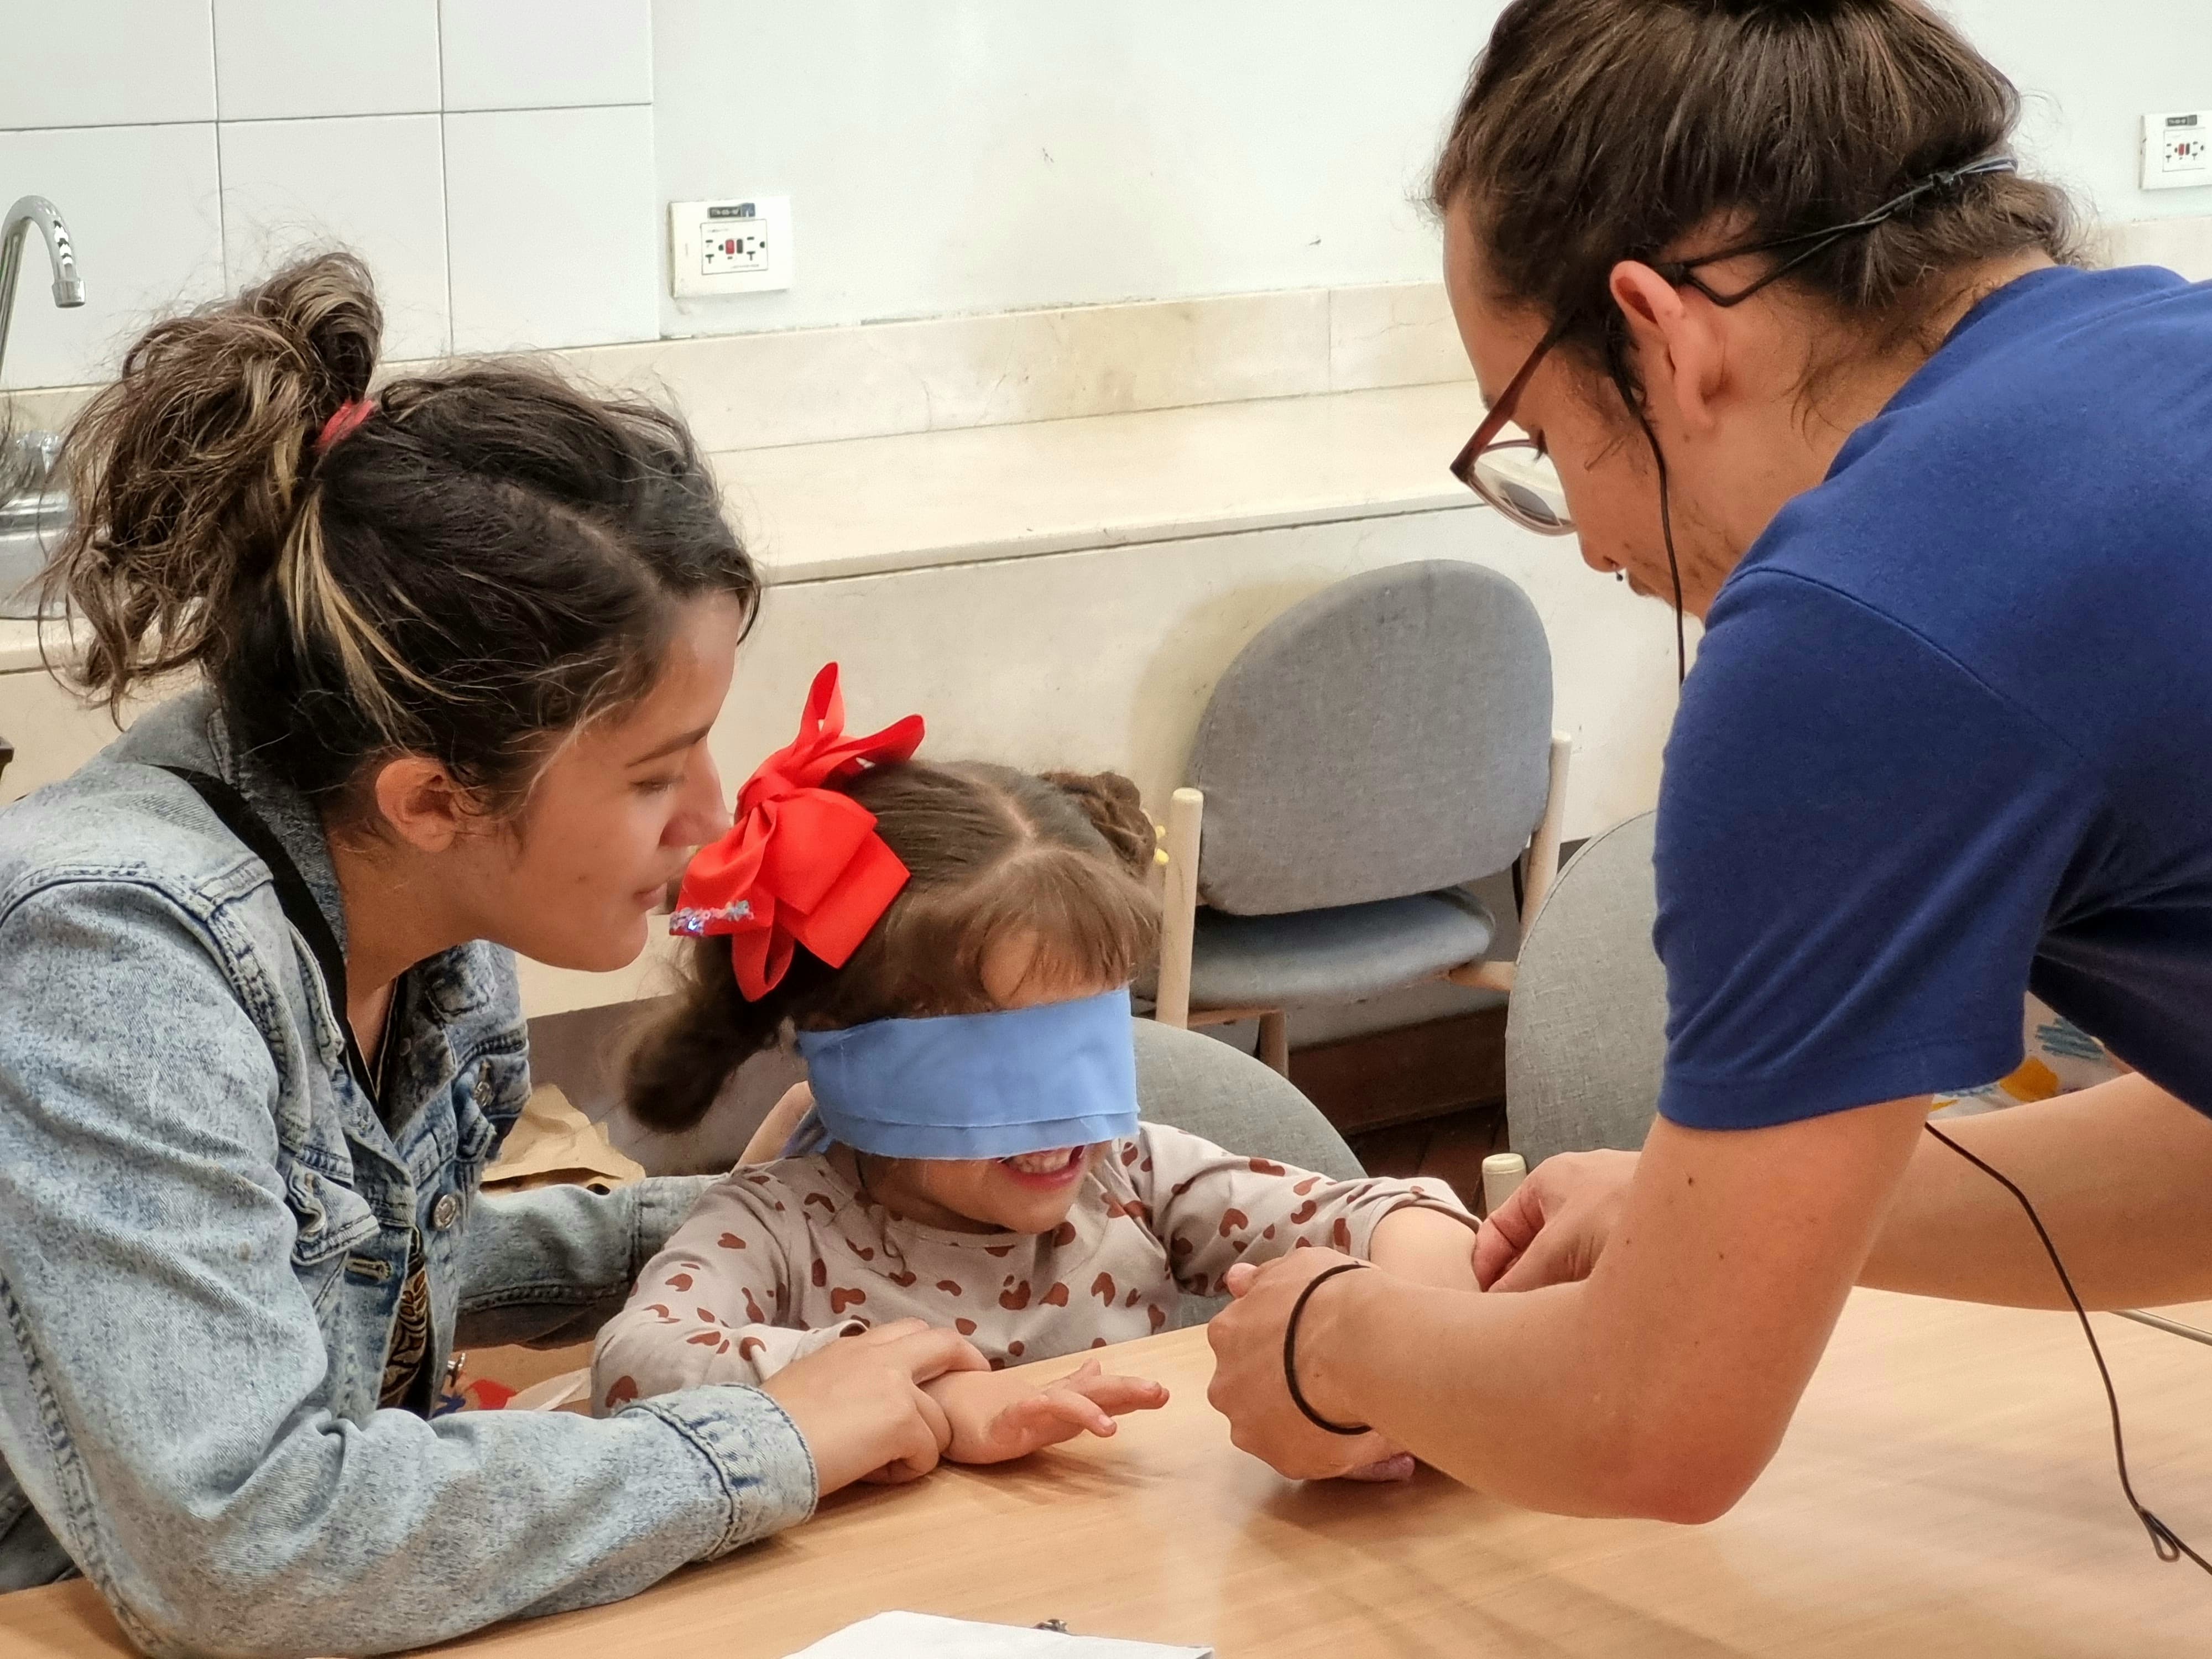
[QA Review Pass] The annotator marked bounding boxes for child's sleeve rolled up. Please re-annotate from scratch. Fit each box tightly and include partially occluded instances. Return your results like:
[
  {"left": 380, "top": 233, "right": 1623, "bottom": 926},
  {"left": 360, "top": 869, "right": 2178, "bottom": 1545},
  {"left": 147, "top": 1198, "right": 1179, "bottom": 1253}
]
[{"left": 1127, "top": 1122, "right": 1472, "bottom": 1297}]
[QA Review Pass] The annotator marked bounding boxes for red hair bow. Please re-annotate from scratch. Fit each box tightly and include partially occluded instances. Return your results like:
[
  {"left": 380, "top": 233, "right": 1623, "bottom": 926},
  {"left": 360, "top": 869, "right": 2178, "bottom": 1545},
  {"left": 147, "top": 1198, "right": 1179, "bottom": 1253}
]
[{"left": 671, "top": 664, "right": 925, "bottom": 1000}]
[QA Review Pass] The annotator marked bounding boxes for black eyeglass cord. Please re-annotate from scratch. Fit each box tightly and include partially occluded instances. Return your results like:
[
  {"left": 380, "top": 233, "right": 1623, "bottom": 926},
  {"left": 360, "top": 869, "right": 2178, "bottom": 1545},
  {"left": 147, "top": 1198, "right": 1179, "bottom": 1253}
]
[
  {"left": 1627, "top": 400, "right": 1689, "bottom": 686},
  {"left": 1922, "top": 1120, "right": 2211, "bottom": 1573},
  {"left": 1626, "top": 152, "right": 2020, "bottom": 691}
]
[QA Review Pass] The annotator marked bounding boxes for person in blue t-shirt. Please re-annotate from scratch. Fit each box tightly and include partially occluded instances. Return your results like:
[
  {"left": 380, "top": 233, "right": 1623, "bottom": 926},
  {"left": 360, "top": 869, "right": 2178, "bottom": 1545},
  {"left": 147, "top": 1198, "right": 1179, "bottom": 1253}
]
[{"left": 1206, "top": 0, "right": 2212, "bottom": 1524}]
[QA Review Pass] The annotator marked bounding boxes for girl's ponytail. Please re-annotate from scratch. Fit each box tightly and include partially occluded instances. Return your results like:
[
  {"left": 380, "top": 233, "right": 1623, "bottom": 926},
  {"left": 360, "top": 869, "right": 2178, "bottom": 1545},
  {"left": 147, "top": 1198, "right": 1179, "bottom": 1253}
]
[
  {"left": 624, "top": 942, "right": 830, "bottom": 1136},
  {"left": 1042, "top": 769, "right": 1155, "bottom": 881}
]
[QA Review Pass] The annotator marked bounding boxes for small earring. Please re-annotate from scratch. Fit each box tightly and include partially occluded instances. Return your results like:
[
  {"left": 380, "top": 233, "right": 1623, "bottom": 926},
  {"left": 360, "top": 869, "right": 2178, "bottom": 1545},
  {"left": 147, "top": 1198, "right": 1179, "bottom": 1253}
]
[{"left": 1614, "top": 570, "right": 1626, "bottom": 583}]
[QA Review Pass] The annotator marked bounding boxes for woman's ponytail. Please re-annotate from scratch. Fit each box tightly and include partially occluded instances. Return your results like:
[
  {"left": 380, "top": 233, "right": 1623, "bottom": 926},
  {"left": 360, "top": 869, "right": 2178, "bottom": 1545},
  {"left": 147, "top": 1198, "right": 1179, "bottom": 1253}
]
[
  {"left": 50, "top": 253, "right": 382, "bottom": 711},
  {"left": 41, "top": 249, "right": 756, "bottom": 817}
]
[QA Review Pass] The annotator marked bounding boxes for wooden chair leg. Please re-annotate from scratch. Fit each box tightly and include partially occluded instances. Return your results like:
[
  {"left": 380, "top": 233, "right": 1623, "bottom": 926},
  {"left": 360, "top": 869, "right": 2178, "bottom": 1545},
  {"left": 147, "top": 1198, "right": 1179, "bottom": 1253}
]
[
  {"left": 1519, "top": 732, "right": 1574, "bottom": 926},
  {"left": 1155, "top": 787, "right": 1203, "bottom": 1030},
  {"left": 1446, "top": 731, "right": 1573, "bottom": 995},
  {"left": 1258, "top": 1010, "right": 1290, "bottom": 1076}
]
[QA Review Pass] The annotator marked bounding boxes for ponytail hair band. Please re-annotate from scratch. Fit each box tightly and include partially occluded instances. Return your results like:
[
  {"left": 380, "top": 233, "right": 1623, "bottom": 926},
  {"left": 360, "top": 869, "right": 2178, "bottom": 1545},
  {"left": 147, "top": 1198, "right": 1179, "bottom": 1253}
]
[{"left": 314, "top": 397, "right": 378, "bottom": 456}]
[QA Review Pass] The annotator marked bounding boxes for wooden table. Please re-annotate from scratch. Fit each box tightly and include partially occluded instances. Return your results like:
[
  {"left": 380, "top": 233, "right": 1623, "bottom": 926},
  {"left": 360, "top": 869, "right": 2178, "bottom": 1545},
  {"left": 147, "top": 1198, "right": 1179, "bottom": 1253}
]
[{"left": 8, "top": 1289, "right": 2212, "bottom": 1657}]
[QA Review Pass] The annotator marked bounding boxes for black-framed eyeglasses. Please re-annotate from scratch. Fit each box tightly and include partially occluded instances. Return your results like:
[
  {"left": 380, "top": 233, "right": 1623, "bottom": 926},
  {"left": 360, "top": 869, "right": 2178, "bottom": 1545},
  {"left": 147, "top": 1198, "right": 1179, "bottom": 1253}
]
[{"left": 1449, "top": 155, "right": 2018, "bottom": 536}]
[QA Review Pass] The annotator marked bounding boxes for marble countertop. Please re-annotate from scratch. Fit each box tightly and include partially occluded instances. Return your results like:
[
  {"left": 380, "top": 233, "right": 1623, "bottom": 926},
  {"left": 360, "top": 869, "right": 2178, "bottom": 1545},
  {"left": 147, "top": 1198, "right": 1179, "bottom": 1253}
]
[
  {"left": 719, "top": 380, "right": 1485, "bottom": 585},
  {"left": 2, "top": 381, "right": 1486, "bottom": 674}
]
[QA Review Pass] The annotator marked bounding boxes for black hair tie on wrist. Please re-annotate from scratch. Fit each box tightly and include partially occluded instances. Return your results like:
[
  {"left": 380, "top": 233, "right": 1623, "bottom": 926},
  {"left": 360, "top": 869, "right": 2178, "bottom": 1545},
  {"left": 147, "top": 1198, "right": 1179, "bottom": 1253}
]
[{"left": 1282, "top": 1260, "right": 1373, "bottom": 1436}]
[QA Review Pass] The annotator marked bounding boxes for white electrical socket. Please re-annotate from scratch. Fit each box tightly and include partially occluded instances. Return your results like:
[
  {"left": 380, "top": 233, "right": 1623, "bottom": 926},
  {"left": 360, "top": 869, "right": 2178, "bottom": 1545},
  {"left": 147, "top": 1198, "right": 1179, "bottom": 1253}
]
[
  {"left": 670, "top": 196, "right": 793, "bottom": 296},
  {"left": 2142, "top": 111, "right": 2211, "bottom": 191}
]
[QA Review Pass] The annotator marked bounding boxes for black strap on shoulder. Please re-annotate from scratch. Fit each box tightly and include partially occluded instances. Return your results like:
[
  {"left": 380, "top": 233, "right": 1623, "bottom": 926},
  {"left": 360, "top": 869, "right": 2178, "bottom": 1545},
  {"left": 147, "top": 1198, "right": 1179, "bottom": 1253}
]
[{"left": 156, "top": 764, "right": 379, "bottom": 1104}]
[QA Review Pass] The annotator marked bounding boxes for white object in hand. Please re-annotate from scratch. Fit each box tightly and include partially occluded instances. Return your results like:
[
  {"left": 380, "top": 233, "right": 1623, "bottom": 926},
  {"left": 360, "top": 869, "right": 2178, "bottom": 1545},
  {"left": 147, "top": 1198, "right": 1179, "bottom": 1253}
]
[
  {"left": 1481, "top": 1152, "right": 1527, "bottom": 1215},
  {"left": 786, "top": 1611, "right": 1211, "bottom": 1657}
]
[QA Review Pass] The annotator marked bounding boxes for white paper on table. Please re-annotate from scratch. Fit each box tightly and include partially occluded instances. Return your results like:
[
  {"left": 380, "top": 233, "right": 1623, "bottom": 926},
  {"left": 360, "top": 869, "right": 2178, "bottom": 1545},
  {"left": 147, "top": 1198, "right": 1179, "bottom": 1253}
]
[{"left": 784, "top": 1610, "right": 1212, "bottom": 1658}]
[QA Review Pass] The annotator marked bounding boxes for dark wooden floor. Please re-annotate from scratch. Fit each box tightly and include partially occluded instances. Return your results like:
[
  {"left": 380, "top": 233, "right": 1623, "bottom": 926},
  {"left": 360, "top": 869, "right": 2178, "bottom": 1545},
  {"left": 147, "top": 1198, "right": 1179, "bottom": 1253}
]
[{"left": 1345, "top": 1100, "right": 1507, "bottom": 1213}]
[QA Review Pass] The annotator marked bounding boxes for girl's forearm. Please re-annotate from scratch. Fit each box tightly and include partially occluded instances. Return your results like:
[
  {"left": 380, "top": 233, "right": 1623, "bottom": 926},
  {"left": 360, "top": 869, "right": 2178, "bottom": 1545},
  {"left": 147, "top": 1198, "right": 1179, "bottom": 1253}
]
[
  {"left": 1366, "top": 1205, "right": 1482, "bottom": 1291},
  {"left": 1859, "top": 1074, "right": 2212, "bottom": 1310}
]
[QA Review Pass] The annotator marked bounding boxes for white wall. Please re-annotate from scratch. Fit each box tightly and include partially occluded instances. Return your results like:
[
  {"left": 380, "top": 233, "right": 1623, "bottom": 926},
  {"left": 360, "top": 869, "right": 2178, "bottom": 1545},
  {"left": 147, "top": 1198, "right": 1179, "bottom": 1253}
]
[
  {"left": 650, "top": 1, "right": 1493, "bottom": 338},
  {"left": 1951, "top": 0, "right": 2211, "bottom": 225},
  {"left": 2, "top": 1, "right": 2205, "bottom": 389}
]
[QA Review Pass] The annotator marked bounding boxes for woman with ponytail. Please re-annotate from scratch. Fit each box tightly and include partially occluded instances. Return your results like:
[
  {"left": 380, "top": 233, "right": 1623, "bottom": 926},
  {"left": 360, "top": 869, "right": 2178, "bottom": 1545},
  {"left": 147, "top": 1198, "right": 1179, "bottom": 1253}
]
[
  {"left": 1209, "top": 0, "right": 2212, "bottom": 1538},
  {"left": 0, "top": 255, "right": 986, "bottom": 1652}
]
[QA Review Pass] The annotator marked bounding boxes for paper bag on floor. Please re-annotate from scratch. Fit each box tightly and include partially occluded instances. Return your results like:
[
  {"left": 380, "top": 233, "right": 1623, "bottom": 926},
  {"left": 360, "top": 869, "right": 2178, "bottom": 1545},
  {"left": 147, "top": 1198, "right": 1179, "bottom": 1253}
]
[{"left": 482, "top": 1084, "right": 646, "bottom": 1193}]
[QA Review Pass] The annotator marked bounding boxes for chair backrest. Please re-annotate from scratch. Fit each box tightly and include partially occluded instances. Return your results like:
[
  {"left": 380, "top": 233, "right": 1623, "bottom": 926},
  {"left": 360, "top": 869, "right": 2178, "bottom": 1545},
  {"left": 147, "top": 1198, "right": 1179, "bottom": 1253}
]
[
  {"left": 1131, "top": 1018, "right": 1365, "bottom": 1329},
  {"left": 1186, "top": 560, "right": 1552, "bottom": 916},
  {"left": 1504, "top": 811, "right": 1666, "bottom": 1168},
  {"left": 1132, "top": 1019, "right": 1363, "bottom": 1181}
]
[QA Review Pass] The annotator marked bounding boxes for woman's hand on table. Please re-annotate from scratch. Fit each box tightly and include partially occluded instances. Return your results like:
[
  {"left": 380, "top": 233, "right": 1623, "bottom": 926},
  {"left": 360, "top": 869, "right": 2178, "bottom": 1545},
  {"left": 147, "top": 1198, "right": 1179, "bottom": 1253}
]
[
  {"left": 1473, "top": 1149, "right": 1638, "bottom": 1292},
  {"left": 762, "top": 1319, "right": 987, "bottom": 1492},
  {"left": 1204, "top": 1249, "right": 1407, "bottom": 1480},
  {"left": 927, "top": 1358, "right": 1168, "bottom": 1464}
]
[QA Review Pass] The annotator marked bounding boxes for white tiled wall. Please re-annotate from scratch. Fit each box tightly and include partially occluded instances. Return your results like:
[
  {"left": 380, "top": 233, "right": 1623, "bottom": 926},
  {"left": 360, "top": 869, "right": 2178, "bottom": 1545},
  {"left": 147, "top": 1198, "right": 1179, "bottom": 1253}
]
[
  {"left": 444, "top": 106, "right": 659, "bottom": 353},
  {"left": 220, "top": 115, "right": 452, "bottom": 362},
  {"left": 2, "top": 0, "right": 658, "bottom": 389}
]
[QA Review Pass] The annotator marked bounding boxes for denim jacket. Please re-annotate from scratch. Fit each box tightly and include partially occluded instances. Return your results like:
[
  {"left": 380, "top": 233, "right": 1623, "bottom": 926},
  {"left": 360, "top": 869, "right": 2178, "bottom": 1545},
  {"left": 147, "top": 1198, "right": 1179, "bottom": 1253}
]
[{"left": 0, "top": 692, "right": 817, "bottom": 1656}]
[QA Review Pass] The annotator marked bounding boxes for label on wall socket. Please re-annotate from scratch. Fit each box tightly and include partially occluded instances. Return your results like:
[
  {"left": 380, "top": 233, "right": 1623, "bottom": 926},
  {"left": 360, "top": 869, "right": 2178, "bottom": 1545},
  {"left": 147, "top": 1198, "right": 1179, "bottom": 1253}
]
[
  {"left": 670, "top": 196, "right": 793, "bottom": 296},
  {"left": 2142, "top": 112, "right": 2211, "bottom": 191}
]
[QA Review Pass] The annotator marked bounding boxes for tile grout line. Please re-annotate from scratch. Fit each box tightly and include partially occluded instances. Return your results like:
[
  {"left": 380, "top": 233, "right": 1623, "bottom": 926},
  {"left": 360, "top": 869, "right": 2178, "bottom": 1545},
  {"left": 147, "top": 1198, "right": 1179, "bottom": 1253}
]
[
  {"left": 208, "top": 0, "right": 228, "bottom": 288},
  {"left": 435, "top": 0, "right": 455, "bottom": 357},
  {"left": 0, "top": 103, "right": 654, "bottom": 139}
]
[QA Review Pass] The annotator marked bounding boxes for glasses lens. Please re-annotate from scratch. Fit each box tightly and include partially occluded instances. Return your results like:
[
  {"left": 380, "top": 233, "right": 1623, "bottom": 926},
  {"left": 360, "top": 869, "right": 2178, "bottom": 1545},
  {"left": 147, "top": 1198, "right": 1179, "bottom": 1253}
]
[{"left": 1471, "top": 443, "right": 1573, "bottom": 534}]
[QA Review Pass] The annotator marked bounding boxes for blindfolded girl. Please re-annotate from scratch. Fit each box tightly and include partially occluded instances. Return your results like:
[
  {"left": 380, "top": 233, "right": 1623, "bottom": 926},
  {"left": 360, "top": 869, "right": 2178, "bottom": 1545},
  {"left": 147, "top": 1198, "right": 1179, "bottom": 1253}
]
[{"left": 592, "top": 666, "right": 1480, "bottom": 1470}]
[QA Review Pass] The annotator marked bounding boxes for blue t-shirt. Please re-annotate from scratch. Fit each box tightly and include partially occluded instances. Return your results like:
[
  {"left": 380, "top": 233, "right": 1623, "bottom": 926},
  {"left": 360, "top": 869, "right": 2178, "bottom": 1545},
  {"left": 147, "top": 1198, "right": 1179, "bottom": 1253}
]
[{"left": 1656, "top": 265, "right": 2212, "bottom": 1129}]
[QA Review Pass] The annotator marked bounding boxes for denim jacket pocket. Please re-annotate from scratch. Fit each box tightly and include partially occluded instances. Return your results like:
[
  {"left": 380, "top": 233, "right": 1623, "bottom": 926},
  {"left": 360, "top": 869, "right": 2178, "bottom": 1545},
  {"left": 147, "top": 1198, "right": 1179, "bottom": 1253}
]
[{"left": 282, "top": 1161, "right": 382, "bottom": 1311}]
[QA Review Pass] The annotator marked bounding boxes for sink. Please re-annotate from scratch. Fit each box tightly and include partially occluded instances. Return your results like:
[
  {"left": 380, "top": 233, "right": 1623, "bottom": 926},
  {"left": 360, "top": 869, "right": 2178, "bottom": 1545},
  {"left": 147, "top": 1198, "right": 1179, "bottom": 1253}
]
[{"left": 0, "top": 490, "right": 67, "bottom": 620}]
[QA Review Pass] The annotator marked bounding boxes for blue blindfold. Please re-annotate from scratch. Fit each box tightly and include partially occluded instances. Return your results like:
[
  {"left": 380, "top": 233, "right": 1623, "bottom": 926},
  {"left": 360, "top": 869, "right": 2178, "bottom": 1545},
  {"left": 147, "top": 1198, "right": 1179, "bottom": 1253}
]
[{"left": 787, "top": 988, "right": 1139, "bottom": 1160}]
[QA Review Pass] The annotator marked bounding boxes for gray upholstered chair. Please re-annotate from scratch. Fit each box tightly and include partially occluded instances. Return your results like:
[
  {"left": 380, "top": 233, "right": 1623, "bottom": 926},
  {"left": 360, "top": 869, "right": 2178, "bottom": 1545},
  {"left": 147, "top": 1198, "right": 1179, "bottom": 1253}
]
[
  {"left": 1132, "top": 1019, "right": 1362, "bottom": 1180},
  {"left": 1133, "top": 1018, "right": 1364, "bottom": 1327},
  {"left": 1503, "top": 811, "right": 1665, "bottom": 1168},
  {"left": 1154, "top": 560, "right": 1570, "bottom": 1073}
]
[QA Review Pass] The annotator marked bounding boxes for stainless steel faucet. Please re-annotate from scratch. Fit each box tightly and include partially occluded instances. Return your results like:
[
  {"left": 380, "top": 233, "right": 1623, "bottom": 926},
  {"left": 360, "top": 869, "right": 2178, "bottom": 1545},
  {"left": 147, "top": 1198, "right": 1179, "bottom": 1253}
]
[{"left": 0, "top": 195, "right": 86, "bottom": 390}]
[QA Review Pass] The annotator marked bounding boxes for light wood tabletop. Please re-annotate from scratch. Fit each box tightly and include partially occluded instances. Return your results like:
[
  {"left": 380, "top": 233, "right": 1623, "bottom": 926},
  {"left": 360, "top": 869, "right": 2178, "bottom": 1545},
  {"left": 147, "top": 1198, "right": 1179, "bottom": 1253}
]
[{"left": 7, "top": 1287, "right": 2212, "bottom": 1658}]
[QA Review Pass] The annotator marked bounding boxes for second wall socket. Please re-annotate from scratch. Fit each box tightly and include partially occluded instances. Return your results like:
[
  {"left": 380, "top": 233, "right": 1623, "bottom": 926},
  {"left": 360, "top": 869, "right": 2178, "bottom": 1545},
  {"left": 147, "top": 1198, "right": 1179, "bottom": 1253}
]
[{"left": 2143, "top": 111, "right": 2211, "bottom": 191}]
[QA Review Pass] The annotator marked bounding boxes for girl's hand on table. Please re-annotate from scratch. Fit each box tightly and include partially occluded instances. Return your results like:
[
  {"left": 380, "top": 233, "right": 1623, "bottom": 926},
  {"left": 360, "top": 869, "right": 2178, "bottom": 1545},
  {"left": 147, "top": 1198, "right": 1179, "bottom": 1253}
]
[
  {"left": 927, "top": 1359, "right": 1168, "bottom": 1464},
  {"left": 761, "top": 1318, "right": 987, "bottom": 1492},
  {"left": 1205, "top": 1249, "right": 1404, "bottom": 1480},
  {"left": 1473, "top": 1149, "right": 1638, "bottom": 1292}
]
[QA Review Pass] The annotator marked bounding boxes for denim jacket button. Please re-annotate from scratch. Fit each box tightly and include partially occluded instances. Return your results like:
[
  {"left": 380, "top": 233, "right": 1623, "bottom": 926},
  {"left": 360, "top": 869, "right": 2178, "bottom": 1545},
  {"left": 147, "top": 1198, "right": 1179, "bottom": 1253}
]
[{"left": 431, "top": 1192, "right": 462, "bottom": 1231}]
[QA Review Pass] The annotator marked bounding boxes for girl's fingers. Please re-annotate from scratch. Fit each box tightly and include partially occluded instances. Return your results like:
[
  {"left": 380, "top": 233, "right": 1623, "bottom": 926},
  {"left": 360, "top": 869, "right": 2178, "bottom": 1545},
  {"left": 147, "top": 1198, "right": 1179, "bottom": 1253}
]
[
  {"left": 992, "top": 1397, "right": 1081, "bottom": 1452},
  {"left": 1061, "top": 1370, "right": 1170, "bottom": 1416},
  {"left": 1045, "top": 1392, "right": 1117, "bottom": 1437}
]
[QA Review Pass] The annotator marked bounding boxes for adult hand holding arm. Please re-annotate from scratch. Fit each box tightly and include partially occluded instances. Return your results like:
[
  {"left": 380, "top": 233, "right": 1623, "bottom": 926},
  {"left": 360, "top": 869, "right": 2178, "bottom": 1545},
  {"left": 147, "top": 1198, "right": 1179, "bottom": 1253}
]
[
  {"left": 1208, "top": 1097, "right": 1927, "bottom": 1519},
  {"left": 763, "top": 1319, "right": 987, "bottom": 1488}
]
